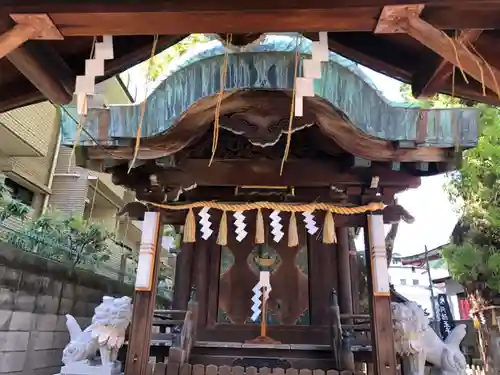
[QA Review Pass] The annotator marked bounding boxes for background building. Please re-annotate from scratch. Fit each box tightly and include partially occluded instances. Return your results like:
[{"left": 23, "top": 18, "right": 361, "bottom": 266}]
[
  {"left": 389, "top": 253, "right": 459, "bottom": 319},
  {"left": 0, "top": 77, "right": 143, "bottom": 280}
]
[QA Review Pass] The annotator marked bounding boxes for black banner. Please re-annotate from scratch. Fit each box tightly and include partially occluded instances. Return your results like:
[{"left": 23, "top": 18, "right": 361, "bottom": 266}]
[{"left": 437, "top": 293, "right": 455, "bottom": 339}]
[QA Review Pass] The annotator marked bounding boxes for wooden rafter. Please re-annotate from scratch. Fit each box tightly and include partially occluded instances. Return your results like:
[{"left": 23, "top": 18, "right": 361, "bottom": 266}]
[
  {"left": 0, "top": 14, "right": 62, "bottom": 59},
  {"left": 412, "top": 29, "right": 483, "bottom": 98},
  {"left": 6, "top": 42, "right": 74, "bottom": 105},
  {"left": 375, "top": 5, "right": 500, "bottom": 99},
  {"left": 0, "top": 15, "right": 72, "bottom": 105},
  {"left": 303, "top": 32, "right": 416, "bottom": 82}
]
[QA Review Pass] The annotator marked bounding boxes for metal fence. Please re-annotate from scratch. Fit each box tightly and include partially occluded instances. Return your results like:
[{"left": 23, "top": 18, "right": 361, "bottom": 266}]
[{"left": 0, "top": 222, "right": 173, "bottom": 301}]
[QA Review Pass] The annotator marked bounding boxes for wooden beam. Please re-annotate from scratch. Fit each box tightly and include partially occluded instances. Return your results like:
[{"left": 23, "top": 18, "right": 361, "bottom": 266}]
[
  {"left": 5, "top": 0, "right": 500, "bottom": 13},
  {"left": 6, "top": 41, "right": 74, "bottom": 104},
  {"left": 407, "top": 16, "right": 500, "bottom": 98},
  {"left": 110, "top": 159, "right": 421, "bottom": 191},
  {"left": 5, "top": 1, "right": 500, "bottom": 35},
  {"left": 376, "top": 6, "right": 500, "bottom": 98},
  {"left": 0, "top": 23, "right": 36, "bottom": 57},
  {"left": 364, "top": 214, "right": 397, "bottom": 375},
  {"left": 177, "top": 160, "right": 421, "bottom": 188},
  {"left": 124, "top": 215, "right": 163, "bottom": 375},
  {"left": 0, "top": 15, "right": 71, "bottom": 105},
  {"left": 0, "top": 14, "right": 62, "bottom": 58},
  {"left": 412, "top": 29, "right": 483, "bottom": 98},
  {"left": 0, "top": 35, "right": 182, "bottom": 112},
  {"left": 43, "top": 9, "right": 379, "bottom": 35}
]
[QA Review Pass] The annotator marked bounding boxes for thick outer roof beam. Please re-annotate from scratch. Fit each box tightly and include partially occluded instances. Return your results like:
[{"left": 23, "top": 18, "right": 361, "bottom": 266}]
[
  {"left": 0, "top": 14, "right": 62, "bottom": 59},
  {"left": 411, "top": 29, "right": 483, "bottom": 98},
  {"left": 375, "top": 5, "right": 500, "bottom": 99},
  {"left": 0, "top": 14, "right": 72, "bottom": 105}
]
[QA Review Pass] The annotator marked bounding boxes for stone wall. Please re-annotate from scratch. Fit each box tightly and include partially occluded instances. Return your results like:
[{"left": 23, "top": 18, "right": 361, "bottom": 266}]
[{"left": 0, "top": 243, "right": 135, "bottom": 375}]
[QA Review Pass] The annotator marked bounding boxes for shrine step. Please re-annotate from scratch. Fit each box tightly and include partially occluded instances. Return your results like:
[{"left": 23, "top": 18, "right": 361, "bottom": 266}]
[
  {"left": 193, "top": 342, "right": 332, "bottom": 358},
  {"left": 190, "top": 342, "right": 337, "bottom": 370},
  {"left": 188, "top": 354, "right": 338, "bottom": 371}
]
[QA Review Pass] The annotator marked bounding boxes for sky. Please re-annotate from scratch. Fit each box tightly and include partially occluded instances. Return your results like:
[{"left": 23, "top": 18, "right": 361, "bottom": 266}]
[{"left": 122, "top": 40, "right": 460, "bottom": 257}]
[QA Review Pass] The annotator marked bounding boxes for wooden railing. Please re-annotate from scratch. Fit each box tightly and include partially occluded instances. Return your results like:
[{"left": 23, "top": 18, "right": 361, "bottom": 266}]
[
  {"left": 151, "top": 301, "right": 198, "bottom": 363},
  {"left": 121, "top": 301, "right": 198, "bottom": 363}
]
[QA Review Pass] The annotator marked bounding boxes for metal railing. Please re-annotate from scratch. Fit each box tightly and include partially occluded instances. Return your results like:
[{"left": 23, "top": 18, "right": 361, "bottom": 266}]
[{"left": 0, "top": 222, "right": 173, "bottom": 301}]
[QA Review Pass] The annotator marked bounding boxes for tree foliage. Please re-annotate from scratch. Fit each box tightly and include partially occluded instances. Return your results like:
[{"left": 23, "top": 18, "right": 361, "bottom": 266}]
[
  {"left": 398, "top": 86, "right": 493, "bottom": 294},
  {"left": 149, "top": 34, "right": 210, "bottom": 81},
  {"left": 399, "top": 84, "right": 500, "bottom": 297},
  {"left": 0, "top": 175, "right": 30, "bottom": 224},
  {"left": 0, "top": 174, "right": 113, "bottom": 269},
  {"left": 443, "top": 104, "right": 500, "bottom": 295},
  {"left": 8, "top": 210, "right": 113, "bottom": 268}
]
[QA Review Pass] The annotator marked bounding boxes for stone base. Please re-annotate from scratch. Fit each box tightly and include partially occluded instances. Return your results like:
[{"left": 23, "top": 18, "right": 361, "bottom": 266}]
[{"left": 58, "top": 361, "right": 122, "bottom": 375}]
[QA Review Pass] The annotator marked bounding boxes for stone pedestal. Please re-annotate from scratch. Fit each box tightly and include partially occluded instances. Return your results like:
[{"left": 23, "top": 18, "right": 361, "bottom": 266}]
[{"left": 57, "top": 361, "right": 122, "bottom": 375}]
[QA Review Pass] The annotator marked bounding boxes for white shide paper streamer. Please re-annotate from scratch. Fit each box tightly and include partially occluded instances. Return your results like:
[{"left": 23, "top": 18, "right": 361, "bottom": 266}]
[
  {"left": 250, "top": 271, "right": 272, "bottom": 321},
  {"left": 75, "top": 36, "right": 114, "bottom": 115},
  {"left": 295, "top": 32, "right": 328, "bottom": 117},
  {"left": 198, "top": 206, "right": 213, "bottom": 240}
]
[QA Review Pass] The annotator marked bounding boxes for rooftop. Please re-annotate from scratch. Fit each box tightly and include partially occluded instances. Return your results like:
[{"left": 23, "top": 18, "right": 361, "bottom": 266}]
[{"left": 2, "top": 0, "right": 500, "bottom": 112}]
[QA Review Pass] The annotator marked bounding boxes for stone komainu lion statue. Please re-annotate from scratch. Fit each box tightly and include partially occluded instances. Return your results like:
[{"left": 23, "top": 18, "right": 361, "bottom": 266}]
[
  {"left": 392, "top": 301, "right": 467, "bottom": 375},
  {"left": 62, "top": 296, "right": 132, "bottom": 367}
]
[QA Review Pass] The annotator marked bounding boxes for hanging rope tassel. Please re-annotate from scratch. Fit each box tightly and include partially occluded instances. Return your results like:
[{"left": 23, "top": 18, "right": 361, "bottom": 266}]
[
  {"left": 323, "top": 211, "right": 336, "bottom": 244},
  {"left": 288, "top": 212, "right": 299, "bottom": 247},
  {"left": 217, "top": 211, "right": 228, "bottom": 246},
  {"left": 183, "top": 208, "right": 196, "bottom": 243},
  {"left": 128, "top": 35, "right": 159, "bottom": 173},
  {"left": 255, "top": 208, "right": 265, "bottom": 244},
  {"left": 209, "top": 34, "right": 231, "bottom": 167}
]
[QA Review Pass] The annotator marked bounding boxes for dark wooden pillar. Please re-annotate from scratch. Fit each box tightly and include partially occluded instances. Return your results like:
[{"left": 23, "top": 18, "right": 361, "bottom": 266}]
[
  {"left": 308, "top": 213, "right": 338, "bottom": 325},
  {"left": 193, "top": 237, "right": 210, "bottom": 328},
  {"left": 364, "top": 214, "right": 397, "bottom": 375},
  {"left": 125, "top": 213, "right": 163, "bottom": 375},
  {"left": 336, "top": 227, "right": 353, "bottom": 315},
  {"left": 172, "top": 242, "right": 195, "bottom": 309}
]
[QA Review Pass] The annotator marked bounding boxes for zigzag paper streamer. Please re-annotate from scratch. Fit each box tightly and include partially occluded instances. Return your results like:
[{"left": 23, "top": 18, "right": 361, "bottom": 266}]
[
  {"left": 302, "top": 211, "right": 319, "bottom": 235},
  {"left": 233, "top": 211, "right": 248, "bottom": 242},
  {"left": 270, "top": 210, "right": 284, "bottom": 243},
  {"left": 250, "top": 271, "right": 271, "bottom": 321},
  {"left": 250, "top": 284, "right": 262, "bottom": 321},
  {"left": 198, "top": 207, "right": 213, "bottom": 240},
  {"left": 76, "top": 36, "right": 114, "bottom": 115},
  {"left": 295, "top": 32, "right": 328, "bottom": 117}
]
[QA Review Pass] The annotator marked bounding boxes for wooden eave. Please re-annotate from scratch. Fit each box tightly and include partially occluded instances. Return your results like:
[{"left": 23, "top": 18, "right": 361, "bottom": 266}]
[{"left": 2, "top": 0, "right": 500, "bottom": 111}]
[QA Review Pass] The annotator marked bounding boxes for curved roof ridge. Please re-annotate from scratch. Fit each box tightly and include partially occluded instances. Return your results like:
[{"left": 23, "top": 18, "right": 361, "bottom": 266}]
[{"left": 146, "top": 33, "right": 412, "bottom": 107}]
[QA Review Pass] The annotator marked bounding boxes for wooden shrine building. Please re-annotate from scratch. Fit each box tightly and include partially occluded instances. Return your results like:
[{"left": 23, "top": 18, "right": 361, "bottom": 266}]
[
  {"left": 0, "top": 2, "right": 495, "bottom": 375},
  {"left": 56, "top": 36, "right": 478, "bottom": 375}
]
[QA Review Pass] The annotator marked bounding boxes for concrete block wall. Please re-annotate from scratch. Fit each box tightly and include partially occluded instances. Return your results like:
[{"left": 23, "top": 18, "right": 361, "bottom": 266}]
[{"left": 0, "top": 244, "right": 134, "bottom": 375}]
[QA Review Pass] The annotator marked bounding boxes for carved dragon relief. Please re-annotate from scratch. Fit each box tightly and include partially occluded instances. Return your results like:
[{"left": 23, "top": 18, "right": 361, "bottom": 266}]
[{"left": 181, "top": 125, "right": 335, "bottom": 160}]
